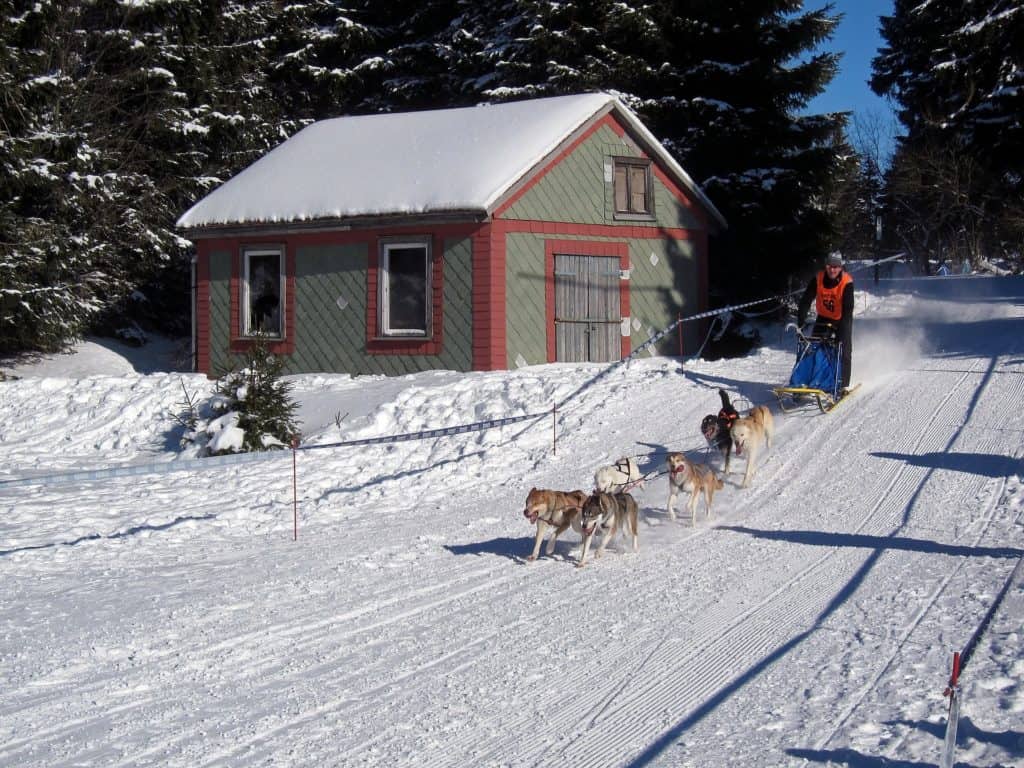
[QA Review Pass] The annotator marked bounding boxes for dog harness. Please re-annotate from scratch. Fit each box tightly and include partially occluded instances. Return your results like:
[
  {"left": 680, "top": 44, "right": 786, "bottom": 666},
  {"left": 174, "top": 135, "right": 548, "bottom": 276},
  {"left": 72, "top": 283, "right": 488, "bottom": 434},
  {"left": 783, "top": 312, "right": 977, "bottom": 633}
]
[{"left": 815, "top": 270, "right": 852, "bottom": 321}]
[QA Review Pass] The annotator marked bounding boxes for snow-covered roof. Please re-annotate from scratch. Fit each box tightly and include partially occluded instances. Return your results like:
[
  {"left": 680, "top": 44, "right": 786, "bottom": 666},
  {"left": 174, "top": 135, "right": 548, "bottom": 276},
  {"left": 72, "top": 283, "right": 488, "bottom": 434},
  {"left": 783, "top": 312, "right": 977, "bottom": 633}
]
[{"left": 176, "top": 92, "right": 725, "bottom": 231}]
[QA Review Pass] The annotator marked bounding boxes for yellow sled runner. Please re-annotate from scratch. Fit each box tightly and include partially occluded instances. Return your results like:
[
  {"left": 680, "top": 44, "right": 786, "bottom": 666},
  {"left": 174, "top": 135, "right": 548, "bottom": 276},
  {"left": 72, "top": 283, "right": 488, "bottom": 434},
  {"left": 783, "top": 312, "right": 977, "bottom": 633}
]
[{"left": 773, "top": 382, "right": 861, "bottom": 414}]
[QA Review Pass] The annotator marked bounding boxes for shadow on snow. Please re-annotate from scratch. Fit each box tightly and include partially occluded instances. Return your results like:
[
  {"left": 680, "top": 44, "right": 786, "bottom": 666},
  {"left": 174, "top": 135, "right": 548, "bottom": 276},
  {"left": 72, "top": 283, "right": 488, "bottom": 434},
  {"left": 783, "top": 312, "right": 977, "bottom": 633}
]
[
  {"left": 0, "top": 513, "right": 217, "bottom": 557},
  {"left": 787, "top": 714, "right": 1024, "bottom": 766},
  {"left": 718, "top": 525, "right": 1022, "bottom": 561},
  {"left": 871, "top": 451, "right": 1023, "bottom": 479}
]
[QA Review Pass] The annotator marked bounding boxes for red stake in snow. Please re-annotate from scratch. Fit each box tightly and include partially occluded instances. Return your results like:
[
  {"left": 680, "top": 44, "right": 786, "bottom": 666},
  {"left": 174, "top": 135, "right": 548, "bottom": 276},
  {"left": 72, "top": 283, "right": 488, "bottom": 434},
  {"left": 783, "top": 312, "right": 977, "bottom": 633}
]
[{"left": 940, "top": 651, "right": 962, "bottom": 768}]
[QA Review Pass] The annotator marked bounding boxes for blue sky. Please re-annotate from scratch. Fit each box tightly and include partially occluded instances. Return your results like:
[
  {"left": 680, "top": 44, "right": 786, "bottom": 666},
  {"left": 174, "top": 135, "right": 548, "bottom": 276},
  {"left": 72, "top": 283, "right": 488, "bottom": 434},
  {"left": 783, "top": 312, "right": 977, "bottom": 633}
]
[{"left": 806, "top": 0, "right": 898, "bottom": 135}]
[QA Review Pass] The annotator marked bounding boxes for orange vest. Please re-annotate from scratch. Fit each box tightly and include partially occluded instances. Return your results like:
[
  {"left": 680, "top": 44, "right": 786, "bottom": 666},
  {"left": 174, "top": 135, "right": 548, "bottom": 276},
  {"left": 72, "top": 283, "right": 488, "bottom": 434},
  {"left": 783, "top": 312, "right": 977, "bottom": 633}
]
[{"left": 815, "top": 270, "right": 852, "bottom": 321}]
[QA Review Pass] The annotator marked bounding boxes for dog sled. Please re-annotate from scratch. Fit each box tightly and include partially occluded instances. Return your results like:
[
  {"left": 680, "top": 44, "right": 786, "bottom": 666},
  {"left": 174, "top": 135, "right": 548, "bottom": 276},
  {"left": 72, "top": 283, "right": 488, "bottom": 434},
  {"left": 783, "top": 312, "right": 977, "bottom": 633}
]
[{"left": 772, "top": 329, "right": 859, "bottom": 414}]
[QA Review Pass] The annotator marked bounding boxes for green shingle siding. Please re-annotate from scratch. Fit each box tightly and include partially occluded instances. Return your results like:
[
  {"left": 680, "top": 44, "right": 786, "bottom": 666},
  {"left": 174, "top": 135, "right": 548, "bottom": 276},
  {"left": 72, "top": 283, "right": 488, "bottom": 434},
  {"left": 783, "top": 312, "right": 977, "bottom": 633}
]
[
  {"left": 627, "top": 238, "right": 702, "bottom": 356},
  {"left": 440, "top": 237, "right": 474, "bottom": 369},
  {"left": 205, "top": 238, "right": 473, "bottom": 376},
  {"left": 499, "top": 120, "right": 706, "bottom": 365},
  {"left": 500, "top": 127, "right": 619, "bottom": 222},
  {"left": 650, "top": 174, "right": 702, "bottom": 231},
  {"left": 504, "top": 233, "right": 701, "bottom": 365},
  {"left": 500, "top": 128, "right": 703, "bottom": 232},
  {"left": 291, "top": 243, "right": 368, "bottom": 373},
  {"left": 505, "top": 232, "right": 549, "bottom": 365},
  {"left": 208, "top": 249, "right": 236, "bottom": 376}
]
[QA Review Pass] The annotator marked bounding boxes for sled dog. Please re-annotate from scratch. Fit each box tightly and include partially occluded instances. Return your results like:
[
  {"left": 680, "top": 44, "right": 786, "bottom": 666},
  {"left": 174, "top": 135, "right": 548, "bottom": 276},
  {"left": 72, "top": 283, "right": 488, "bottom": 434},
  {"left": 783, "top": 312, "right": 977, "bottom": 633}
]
[
  {"left": 594, "top": 456, "right": 643, "bottom": 493},
  {"left": 701, "top": 389, "right": 740, "bottom": 472},
  {"left": 666, "top": 452, "right": 723, "bottom": 523},
  {"left": 729, "top": 404, "right": 774, "bottom": 488},
  {"left": 522, "top": 488, "right": 588, "bottom": 561},
  {"left": 577, "top": 492, "right": 639, "bottom": 568}
]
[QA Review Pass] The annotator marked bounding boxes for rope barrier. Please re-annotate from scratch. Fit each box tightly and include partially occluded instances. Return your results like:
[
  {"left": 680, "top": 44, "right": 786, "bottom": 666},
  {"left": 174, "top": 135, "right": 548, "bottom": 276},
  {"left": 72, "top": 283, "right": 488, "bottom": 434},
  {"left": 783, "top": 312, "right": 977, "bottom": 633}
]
[
  {"left": 0, "top": 411, "right": 550, "bottom": 490},
  {"left": 2, "top": 255, "right": 902, "bottom": 491},
  {"left": 297, "top": 411, "right": 548, "bottom": 452},
  {"left": 0, "top": 449, "right": 286, "bottom": 490}
]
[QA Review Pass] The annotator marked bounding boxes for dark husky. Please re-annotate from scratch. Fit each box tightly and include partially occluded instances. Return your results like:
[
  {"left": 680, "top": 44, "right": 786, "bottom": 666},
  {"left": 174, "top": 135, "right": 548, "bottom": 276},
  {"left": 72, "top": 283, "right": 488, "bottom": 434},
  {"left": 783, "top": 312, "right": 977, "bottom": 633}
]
[
  {"left": 577, "top": 492, "right": 639, "bottom": 568},
  {"left": 701, "top": 388, "right": 739, "bottom": 472}
]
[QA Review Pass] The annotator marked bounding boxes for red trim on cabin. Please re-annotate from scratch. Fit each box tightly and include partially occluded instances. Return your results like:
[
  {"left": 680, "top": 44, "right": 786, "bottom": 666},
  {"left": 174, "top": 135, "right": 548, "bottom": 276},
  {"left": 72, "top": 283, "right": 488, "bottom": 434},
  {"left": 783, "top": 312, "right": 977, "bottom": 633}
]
[
  {"left": 366, "top": 232, "right": 445, "bottom": 356},
  {"left": 229, "top": 241, "right": 296, "bottom": 357},
  {"left": 544, "top": 239, "right": 630, "bottom": 363},
  {"left": 471, "top": 223, "right": 507, "bottom": 370},
  {"left": 498, "top": 219, "right": 696, "bottom": 240},
  {"left": 195, "top": 242, "right": 211, "bottom": 375}
]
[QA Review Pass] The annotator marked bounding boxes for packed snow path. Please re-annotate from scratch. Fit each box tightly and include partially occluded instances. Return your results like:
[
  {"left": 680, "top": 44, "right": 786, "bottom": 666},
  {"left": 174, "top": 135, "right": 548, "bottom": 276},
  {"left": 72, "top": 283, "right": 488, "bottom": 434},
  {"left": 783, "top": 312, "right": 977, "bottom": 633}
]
[{"left": 1, "top": 276, "right": 1022, "bottom": 767}]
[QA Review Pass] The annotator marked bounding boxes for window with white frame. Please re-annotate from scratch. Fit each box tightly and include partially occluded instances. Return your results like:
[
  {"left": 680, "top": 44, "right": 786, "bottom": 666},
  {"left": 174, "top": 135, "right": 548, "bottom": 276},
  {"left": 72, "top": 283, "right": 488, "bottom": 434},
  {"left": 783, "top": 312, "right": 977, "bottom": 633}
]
[
  {"left": 613, "top": 157, "right": 653, "bottom": 217},
  {"left": 379, "top": 239, "right": 431, "bottom": 337},
  {"left": 242, "top": 247, "right": 284, "bottom": 338}
]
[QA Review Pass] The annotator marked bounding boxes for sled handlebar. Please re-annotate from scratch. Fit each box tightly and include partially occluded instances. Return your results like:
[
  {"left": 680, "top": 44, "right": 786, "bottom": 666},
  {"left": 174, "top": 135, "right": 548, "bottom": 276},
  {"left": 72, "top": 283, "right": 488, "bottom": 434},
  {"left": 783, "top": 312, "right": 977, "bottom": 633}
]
[{"left": 787, "top": 323, "right": 836, "bottom": 345}]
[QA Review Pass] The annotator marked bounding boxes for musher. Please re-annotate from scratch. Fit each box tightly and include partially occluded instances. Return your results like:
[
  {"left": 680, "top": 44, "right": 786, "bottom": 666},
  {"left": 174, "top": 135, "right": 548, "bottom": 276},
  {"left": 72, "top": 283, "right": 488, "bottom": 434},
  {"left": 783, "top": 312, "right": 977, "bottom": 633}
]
[{"left": 796, "top": 252, "right": 854, "bottom": 392}]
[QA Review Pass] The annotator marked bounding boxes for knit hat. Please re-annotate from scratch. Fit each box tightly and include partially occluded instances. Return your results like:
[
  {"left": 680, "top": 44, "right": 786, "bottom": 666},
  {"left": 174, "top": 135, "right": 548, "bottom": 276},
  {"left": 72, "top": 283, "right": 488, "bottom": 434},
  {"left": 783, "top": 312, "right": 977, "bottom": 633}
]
[{"left": 826, "top": 252, "right": 844, "bottom": 268}]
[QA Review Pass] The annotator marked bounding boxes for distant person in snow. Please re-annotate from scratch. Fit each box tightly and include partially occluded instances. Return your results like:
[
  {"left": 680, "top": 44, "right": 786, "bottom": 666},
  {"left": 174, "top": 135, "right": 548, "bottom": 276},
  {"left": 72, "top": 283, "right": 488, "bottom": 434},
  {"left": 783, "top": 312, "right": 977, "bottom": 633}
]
[{"left": 796, "top": 252, "right": 854, "bottom": 391}]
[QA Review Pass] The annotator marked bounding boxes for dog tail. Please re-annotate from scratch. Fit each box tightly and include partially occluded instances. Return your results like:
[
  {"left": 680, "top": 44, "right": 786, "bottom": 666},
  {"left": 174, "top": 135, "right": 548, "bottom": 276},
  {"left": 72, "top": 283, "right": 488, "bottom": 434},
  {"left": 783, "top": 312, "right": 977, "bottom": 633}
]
[{"left": 718, "top": 388, "right": 731, "bottom": 410}]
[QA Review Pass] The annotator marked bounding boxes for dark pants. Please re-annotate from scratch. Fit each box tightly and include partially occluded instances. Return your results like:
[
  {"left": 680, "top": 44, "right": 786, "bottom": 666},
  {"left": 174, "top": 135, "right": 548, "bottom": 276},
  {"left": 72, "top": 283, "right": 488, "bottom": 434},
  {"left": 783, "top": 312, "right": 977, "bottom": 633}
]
[{"left": 812, "top": 321, "right": 852, "bottom": 389}]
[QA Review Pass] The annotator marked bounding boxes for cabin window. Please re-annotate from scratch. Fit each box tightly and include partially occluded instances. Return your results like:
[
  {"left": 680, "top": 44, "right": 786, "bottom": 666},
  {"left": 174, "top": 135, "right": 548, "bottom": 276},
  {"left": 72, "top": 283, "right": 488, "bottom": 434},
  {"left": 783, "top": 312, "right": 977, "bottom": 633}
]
[
  {"left": 242, "top": 247, "right": 284, "bottom": 338},
  {"left": 613, "top": 158, "right": 653, "bottom": 218},
  {"left": 379, "top": 238, "right": 431, "bottom": 336}
]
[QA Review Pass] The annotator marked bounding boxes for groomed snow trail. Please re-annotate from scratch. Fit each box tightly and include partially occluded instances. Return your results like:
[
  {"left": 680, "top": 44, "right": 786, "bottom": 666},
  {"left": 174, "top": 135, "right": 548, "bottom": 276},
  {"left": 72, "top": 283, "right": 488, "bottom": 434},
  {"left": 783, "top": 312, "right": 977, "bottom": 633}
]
[{"left": 1, "top": 276, "right": 1022, "bottom": 767}]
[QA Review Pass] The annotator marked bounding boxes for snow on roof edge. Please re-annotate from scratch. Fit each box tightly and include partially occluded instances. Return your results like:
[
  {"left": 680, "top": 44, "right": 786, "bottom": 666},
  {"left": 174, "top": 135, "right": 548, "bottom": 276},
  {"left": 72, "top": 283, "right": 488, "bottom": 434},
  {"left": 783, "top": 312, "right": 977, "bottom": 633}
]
[
  {"left": 480, "top": 95, "right": 727, "bottom": 230},
  {"left": 176, "top": 93, "right": 725, "bottom": 232}
]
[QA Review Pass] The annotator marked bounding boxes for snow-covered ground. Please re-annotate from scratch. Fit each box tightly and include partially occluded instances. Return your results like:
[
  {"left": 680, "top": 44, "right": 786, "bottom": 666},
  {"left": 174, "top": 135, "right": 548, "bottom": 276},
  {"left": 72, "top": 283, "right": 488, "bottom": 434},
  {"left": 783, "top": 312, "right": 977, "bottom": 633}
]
[{"left": 1, "top": 275, "right": 1022, "bottom": 767}]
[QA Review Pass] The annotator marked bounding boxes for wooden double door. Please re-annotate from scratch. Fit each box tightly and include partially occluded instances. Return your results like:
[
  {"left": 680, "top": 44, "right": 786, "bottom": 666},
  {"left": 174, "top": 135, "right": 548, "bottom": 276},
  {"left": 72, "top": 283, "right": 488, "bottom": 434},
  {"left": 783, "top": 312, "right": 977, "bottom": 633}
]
[{"left": 554, "top": 253, "right": 622, "bottom": 363}]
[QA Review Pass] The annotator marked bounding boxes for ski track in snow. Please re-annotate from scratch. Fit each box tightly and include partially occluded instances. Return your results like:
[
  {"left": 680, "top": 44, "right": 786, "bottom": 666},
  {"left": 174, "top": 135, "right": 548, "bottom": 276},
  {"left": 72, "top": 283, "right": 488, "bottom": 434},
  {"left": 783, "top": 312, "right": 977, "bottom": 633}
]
[{"left": 1, "top": 276, "right": 1023, "bottom": 767}]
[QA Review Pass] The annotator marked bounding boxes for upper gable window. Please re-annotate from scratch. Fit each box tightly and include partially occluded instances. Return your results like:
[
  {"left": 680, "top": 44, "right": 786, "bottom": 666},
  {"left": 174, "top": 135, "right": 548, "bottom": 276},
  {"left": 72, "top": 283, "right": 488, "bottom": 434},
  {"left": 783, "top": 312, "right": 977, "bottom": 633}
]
[
  {"left": 613, "top": 158, "right": 654, "bottom": 218},
  {"left": 379, "top": 238, "right": 431, "bottom": 337},
  {"left": 242, "top": 246, "right": 284, "bottom": 338}
]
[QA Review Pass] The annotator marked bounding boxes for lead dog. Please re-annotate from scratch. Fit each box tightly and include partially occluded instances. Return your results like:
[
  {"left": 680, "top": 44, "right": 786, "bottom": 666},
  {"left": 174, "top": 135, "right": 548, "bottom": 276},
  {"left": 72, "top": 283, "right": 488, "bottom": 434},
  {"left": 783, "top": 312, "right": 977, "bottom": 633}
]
[
  {"left": 701, "top": 389, "right": 740, "bottom": 472},
  {"left": 594, "top": 456, "right": 643, "bottom": 493},
  {"left": 577, "top": 492, "right": 639, "bottom": 568},
  {"left": 666, "top": 452, "right": 723, "bottom": 523},
  {"left": 522, "top": 488, "right": 588, "bottom": 561},
  {"left": 730, "top": 404, "right": 775, "bottom": 488}
]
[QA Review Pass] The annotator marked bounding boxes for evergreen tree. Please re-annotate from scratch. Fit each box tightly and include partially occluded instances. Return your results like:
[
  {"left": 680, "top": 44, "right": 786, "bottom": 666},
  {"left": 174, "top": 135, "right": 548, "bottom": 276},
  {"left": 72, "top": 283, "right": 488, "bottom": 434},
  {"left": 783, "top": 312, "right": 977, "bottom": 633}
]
[
  {"left": 336, "top": 0, "right": 482, "bottom": 113},
  {"left": 644, "top": 1, "right": 846, "bottom": 295},
  {"left": 825, "top": 142, "right": 883, "bottom": 262},
  {"left": 0, "top": 0, "right": 292, "bottom": 353},
  {"left": 265, "top": 0, "right": 375, "bottom": 121},
  {"left": 872, "top": 0, "right": 1024, "bottom": 265},
  {"left": 469, "top": 0, "right": 660, "bottom": 101},
  {"left": 210, "top": 337, "right": 300, "bottom": 454},
  {"left": 0, "top": 0, "right": 854, "bottom": 354},
  {"left": 0, "top": 1, "right": 106, "bottom": 351},
  {"left": 457, "top": 0, "right": 846, "bottom": 297}
]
